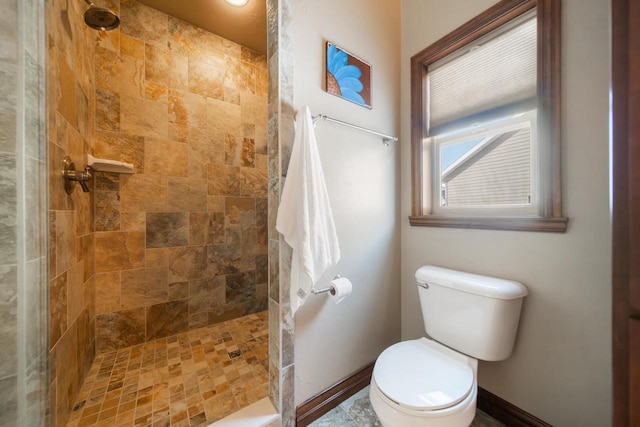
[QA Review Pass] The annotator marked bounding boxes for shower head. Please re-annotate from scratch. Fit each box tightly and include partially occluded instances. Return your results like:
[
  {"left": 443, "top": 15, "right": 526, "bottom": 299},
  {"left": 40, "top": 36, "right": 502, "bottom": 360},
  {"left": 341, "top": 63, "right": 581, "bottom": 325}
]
[{"left": 83, "top": 0, "right": 120, "bottom": 31}]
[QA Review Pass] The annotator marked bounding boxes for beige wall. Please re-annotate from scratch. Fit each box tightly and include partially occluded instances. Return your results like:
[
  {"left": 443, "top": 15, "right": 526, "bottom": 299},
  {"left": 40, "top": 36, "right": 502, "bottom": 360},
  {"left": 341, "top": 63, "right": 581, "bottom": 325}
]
[
  {"left": 292, "top": 0, "right": 402, "bottom": 403},
  {"left": 401, "top": 1, "right": 611, "bottom": 426}
]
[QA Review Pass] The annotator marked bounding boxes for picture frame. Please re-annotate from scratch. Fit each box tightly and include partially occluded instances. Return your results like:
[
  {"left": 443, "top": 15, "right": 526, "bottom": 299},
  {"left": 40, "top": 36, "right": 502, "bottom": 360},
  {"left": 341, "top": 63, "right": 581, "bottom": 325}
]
[{"left": 325, "top": 42, "right": 372, "bottom": 109}]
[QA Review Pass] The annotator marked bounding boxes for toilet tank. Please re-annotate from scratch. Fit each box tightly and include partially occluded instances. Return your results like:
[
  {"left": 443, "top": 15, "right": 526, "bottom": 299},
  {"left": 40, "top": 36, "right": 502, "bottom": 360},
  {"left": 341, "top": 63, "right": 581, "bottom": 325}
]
[{"left": 416, "top": 266, "right": 528, "bottom": 362}]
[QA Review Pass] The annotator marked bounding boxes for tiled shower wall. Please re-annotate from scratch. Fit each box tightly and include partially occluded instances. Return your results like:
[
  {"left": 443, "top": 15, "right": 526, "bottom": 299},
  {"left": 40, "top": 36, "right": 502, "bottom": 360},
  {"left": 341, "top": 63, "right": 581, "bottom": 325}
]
[
  {"left": 266, "top": 0, "right": 296, "bottom": 424},
  {"left": 1, "top": 0, "right": 48, "bottom": 424},
  {"left": 91, "top": 0, "right": 269, "bottom": 354},
  {"left": 0, "top": 0, "right": 20, "bottom": 421},
  {"left": 47, "top": 0, "right": 98, "bottom": 425}
]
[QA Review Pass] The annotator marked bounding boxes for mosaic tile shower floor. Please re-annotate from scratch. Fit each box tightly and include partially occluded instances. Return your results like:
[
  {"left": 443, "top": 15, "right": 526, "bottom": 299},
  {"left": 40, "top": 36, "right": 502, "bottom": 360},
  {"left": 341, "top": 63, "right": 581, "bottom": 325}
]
[{"left": 66, "top": 311, "right": 269, "bottom": 427}]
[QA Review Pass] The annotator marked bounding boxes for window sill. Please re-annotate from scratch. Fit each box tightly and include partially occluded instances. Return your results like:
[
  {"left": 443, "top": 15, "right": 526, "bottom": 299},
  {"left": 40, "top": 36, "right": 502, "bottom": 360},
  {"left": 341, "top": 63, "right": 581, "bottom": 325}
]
[{"left": 409, "top": 215, "right": 568, "bottom": 233}]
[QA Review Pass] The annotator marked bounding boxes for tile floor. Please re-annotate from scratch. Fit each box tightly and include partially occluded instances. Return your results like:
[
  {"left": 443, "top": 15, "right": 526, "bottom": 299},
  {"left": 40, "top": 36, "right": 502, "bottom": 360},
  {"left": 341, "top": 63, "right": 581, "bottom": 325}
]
[
  {"left": 66, "top": 311, "right": 269, "bottom": 427},
  {"left": 310, "top": 386, "right": 506, "bottom": 427}
]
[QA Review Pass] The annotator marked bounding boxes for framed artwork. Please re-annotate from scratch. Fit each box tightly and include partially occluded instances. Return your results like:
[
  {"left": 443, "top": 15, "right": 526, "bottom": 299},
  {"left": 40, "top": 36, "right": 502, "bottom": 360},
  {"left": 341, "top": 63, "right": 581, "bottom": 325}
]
[{"left": 326, "top": 42, "right": 372, "bottom": 109}]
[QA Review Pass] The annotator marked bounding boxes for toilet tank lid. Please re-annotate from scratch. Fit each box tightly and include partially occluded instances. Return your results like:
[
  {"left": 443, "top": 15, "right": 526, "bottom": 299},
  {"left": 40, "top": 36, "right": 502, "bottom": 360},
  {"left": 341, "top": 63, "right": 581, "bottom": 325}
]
[{"left": 415, "top": 266, "right": 528, "bottom": 300}]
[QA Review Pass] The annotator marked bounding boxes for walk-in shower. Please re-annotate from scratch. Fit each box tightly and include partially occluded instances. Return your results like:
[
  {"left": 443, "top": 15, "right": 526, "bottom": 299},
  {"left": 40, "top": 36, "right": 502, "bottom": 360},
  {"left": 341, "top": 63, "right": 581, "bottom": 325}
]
[{"left": 47, "top": 0, "right": 270, "bottom": 425}]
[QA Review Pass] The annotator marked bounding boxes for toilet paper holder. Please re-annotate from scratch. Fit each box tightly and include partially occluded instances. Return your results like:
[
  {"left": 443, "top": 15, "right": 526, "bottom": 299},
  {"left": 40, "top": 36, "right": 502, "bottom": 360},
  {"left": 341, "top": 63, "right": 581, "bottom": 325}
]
[{"left": 311, "top": 275, "right": 343, "bottom": 295}]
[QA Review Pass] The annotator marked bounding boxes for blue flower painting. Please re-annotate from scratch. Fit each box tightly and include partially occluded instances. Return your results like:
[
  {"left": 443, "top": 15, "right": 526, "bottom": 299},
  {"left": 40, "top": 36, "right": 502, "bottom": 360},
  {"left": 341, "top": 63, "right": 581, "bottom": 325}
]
[{"left": 326, "top": 42, "right": 371, "bottom": 108}]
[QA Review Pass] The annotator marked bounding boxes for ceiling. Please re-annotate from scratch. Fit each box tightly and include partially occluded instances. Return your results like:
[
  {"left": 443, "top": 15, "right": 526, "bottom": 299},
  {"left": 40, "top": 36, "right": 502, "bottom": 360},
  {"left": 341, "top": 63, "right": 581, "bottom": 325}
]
[{"left": 137, "top": 0, "right": 267, "bottom": 54}]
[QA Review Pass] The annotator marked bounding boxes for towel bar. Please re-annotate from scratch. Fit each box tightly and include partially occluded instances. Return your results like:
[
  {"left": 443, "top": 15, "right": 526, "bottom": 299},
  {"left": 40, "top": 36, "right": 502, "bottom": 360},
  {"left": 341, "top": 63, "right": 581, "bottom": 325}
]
[{"left": 312, "top": 114, "right": 398, "bottom": 147}]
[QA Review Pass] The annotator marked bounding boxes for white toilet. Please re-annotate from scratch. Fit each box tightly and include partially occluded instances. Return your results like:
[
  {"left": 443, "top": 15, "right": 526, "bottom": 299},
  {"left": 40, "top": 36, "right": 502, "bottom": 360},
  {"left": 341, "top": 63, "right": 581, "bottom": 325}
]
[{"left": 370, "top": 266, "right": 528, "bottom": 427}]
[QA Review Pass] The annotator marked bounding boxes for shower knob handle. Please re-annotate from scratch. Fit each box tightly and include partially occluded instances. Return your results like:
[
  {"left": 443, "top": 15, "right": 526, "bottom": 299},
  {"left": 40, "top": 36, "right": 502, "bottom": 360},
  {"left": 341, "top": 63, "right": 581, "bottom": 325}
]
[{"left": 62, "top": 156, "right": 92, "bottom": 194}]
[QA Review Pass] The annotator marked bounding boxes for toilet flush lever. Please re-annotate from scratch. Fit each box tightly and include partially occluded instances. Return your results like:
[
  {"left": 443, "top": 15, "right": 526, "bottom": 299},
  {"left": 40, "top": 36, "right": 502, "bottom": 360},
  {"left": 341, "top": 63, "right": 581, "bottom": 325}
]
[{"left": 416, "top": 282, "right": 429, "bottom": 290}]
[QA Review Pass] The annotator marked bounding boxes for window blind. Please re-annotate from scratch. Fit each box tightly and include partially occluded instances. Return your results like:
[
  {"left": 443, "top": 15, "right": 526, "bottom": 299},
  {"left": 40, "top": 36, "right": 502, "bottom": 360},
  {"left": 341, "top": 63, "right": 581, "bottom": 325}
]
[{"left": 428, "top": 13, "right": 537, "bottom": 131}]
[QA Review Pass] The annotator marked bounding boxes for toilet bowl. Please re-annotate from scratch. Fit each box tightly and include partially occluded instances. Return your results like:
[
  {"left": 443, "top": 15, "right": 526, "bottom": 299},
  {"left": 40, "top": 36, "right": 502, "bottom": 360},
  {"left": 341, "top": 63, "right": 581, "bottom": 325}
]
[
  {"left": 370, "top": 266, "right": 528, "bottom": 427},
  {"left": 369, "top": 338, "right": 477, "bottom": 427}
]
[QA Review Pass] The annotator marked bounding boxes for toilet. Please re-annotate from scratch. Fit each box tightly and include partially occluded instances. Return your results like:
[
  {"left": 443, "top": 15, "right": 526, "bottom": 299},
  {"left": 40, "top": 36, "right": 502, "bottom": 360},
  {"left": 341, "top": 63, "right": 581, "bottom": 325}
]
[{"left": 370, "top": 266, "right": 528, "bottom": 427}]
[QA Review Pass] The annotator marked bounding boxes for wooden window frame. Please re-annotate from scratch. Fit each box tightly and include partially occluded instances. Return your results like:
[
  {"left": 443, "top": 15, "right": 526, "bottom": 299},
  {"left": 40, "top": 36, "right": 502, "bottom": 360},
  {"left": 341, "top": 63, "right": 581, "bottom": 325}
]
[{"left": 409, "top": 0, "right": 568, "bottom": 233}]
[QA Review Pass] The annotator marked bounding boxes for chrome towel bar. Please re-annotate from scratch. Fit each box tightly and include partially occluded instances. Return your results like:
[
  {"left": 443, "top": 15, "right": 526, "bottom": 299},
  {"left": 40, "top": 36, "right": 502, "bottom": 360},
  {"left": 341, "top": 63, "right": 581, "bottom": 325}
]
[{"left": 311, "top": 114, "right": 398, "bottom": 147}]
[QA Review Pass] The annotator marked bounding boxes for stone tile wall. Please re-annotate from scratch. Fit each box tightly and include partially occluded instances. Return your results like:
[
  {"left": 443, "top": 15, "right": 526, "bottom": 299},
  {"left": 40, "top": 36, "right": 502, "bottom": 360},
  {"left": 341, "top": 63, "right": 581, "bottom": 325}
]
[
  {"left": 266, "top": 0, "right": 296, "bottom": 425},
  {"left": 47, "top": 0, "right": 98, "bottom": 425},
  {"left": 23, "top": 0, "right": 49, "bottom": 419},
  {"left": 0, "top": 0, "right": 21, "bottom": 422},
  {"left": 0, "top": 0, "right": 48, "bottom": 425},
  {"left": 92, "top": 0, "right": 268, "bottom": 354}
]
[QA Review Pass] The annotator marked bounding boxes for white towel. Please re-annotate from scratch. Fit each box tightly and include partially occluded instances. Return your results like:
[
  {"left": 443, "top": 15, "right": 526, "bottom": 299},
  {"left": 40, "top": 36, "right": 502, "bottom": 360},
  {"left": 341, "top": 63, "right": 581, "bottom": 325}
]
[{"left": 276, "top": 106, "right": 341, "bottom": 315}]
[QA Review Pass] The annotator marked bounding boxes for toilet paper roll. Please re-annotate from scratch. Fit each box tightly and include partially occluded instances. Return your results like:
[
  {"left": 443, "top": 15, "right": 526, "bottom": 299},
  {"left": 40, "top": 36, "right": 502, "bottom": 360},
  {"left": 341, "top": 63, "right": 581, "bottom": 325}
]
[{"left": 329, "top": 277, "right": 352, "bottom": 304}]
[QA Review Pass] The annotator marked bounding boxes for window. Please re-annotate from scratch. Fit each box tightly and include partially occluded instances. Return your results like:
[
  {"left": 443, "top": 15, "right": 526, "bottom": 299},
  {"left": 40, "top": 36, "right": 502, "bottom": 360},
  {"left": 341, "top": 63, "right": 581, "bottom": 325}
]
[
  {"left": 435, "top": 111, "right": 537, "bottom": 214},
  {"left": 409, "top": 0, "right": 567, "bottom": 232}
]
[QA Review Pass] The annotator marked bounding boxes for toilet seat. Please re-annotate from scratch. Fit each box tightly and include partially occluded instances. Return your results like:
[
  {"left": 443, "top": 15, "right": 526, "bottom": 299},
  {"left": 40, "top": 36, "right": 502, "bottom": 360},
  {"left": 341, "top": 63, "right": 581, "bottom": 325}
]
[{"left": 372, "top": 338, "right": 475, "bottom": 411}]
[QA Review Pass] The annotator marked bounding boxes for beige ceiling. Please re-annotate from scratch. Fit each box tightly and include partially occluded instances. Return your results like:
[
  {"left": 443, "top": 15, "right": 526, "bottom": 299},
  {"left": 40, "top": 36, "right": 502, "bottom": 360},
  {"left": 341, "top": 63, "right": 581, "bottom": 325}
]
[{"left": 137, "top": 0, "right": 267, "bottom": 54}]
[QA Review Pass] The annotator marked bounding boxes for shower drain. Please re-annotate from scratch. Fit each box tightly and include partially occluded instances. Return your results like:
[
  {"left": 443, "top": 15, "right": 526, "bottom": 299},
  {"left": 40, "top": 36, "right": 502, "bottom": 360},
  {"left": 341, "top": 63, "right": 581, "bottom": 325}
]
[{"left": 228, "top": 350, "right": 243, "bottom": 359}]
